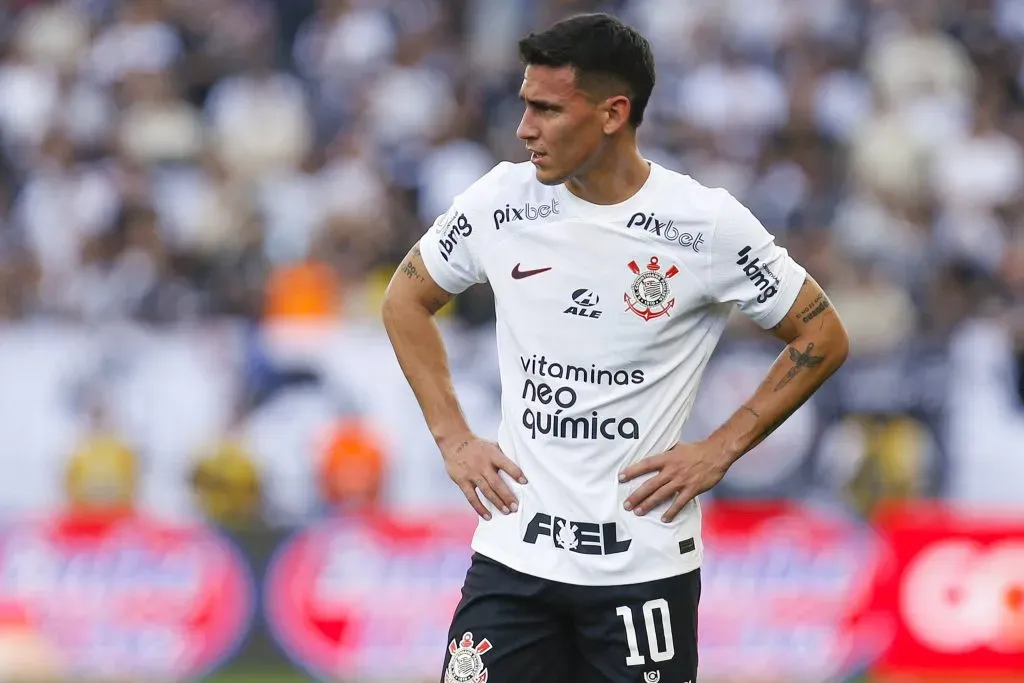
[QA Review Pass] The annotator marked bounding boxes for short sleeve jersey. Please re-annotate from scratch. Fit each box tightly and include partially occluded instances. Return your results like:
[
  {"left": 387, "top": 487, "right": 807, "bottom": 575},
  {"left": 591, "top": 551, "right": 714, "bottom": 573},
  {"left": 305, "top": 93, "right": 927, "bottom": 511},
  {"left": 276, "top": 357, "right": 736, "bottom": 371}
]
[{"left": 419, "top": 161, "right": 806, "bottom": 585}]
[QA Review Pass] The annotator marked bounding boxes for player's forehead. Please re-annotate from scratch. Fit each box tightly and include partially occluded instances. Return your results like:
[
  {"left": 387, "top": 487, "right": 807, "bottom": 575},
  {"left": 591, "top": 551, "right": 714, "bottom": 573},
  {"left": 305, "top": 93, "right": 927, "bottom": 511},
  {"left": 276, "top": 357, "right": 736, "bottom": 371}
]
[{"left": 519, "top": 64, "right": 579, "bottom": 102}]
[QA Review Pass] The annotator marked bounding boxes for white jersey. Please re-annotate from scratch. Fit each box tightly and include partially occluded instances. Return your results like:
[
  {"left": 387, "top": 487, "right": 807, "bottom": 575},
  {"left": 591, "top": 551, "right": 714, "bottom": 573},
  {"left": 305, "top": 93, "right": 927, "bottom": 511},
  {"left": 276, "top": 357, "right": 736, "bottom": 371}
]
[{"left": 419, "top": 160, "right": 806, "bottom": 586}]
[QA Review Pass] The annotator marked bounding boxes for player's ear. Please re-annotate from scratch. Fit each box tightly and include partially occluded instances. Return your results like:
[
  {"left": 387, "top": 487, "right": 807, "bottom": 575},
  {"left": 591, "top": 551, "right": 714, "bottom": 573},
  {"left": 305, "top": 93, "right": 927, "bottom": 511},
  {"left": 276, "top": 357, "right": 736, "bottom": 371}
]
[{"left": 602, "top": 95, "right": 632, "bottom": 135}]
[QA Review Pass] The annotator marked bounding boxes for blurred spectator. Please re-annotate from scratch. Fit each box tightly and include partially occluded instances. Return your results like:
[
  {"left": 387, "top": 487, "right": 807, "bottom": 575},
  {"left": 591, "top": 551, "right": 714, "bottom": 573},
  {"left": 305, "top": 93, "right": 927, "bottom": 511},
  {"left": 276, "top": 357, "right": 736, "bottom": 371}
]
[
  {"left": 363, "top": 34, "right": 458, "bottom": 150},
  {"left": 827, "top": 258, "right": 918, "bottom": 355},
  {"left": 189, "top": 427, "right": 265, "bottom": 530},
  {"left": 118, "top": 70, "right": 204, "bottom": 164},
  {"left": 293, "top": 0, "right": 397, "bottom": 90},
  {"left": 866, "top": 1, "right": 976, "bottom": 115},
  {"left": 316, "top": 417, "right": 388, "bottom": 514},
  {"left": 64, "top": 396, "right": 138, "bottom": 515},
  {"left": 678, "top": 44, "right": 789, "bottom": 151},
  {"left": 264, "top": 248, "right": 341, "bottom": 322},
  {"left": 155, "top": 150, "right": 251, "bottom": 255},
  {"left": 205, "top": 44, "right": 313, "bottom": 181},
  {"left": 13, "top": 131, "right": 121, "bottom": 315},
  {"left": 932, "top": 93, "right": 1024, "bottom": 212},
  {"left": 86, "top": 0, "right": 183, "bottom": 86},
  {"left": 821, "top": 412, "right": 944, "bottom": 517}
]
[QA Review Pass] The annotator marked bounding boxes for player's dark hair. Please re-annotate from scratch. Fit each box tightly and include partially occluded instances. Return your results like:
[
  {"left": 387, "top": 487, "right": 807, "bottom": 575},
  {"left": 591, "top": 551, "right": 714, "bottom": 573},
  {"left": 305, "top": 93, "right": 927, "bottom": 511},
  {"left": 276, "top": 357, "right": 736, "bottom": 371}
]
[{"left": 518, "top": 13, "right": 655, "bottom": 128}]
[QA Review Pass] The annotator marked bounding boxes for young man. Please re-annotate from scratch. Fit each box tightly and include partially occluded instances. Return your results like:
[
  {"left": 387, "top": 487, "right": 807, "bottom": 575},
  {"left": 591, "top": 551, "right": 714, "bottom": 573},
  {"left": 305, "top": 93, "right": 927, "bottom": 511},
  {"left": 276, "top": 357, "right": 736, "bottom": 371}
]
[{"left": 382, "top": 13, "right": 849, "bottom": 683}]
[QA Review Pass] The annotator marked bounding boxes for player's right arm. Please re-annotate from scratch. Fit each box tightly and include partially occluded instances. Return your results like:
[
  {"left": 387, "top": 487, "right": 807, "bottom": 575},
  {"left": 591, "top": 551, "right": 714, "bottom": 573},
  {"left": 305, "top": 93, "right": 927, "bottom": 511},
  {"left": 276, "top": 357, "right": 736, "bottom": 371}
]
[
  {"left": 381, "top": 208, "right": 526, "bottom": 520},
  {"left": 382, "top": 242, "right": 463, "bottom": 437}
]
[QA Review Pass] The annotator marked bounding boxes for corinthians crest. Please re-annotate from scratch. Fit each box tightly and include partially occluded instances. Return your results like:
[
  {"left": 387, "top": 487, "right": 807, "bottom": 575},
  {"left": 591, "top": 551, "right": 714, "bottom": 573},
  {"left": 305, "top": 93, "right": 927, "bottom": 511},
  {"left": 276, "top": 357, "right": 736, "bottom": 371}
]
[
  {"left": 625, "top": 256, "right": 679, "bottom": 321},
  {"left": 446, "top": 631, "right": 492, "bottom": 683}
]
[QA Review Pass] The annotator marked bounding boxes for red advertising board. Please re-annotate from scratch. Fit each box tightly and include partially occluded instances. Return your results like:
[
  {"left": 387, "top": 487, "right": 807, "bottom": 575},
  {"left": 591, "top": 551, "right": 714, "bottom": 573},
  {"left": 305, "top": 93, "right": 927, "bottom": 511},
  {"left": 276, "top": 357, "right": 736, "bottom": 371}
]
[
  {"left": 871, "top": 504, "right": 1024, "bottom": 680},
  {"left": 265, "top": 502, "right": 893, "bottom": 682},
  {"left": 0, "top": 512, "right": 254, "bottom": 680},
  {"left": 699, "top": 501, "right": 893, "bottom": 682},
  {"left": 265, "top": 509, "right": 476, "bottom": 680}
]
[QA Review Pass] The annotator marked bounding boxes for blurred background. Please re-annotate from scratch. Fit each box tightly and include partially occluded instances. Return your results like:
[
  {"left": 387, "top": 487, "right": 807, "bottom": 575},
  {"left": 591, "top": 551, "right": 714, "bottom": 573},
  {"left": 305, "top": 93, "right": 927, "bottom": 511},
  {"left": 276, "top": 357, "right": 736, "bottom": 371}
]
[{"left": 0, "top": 0, "right": 1022, "bottom": 681}]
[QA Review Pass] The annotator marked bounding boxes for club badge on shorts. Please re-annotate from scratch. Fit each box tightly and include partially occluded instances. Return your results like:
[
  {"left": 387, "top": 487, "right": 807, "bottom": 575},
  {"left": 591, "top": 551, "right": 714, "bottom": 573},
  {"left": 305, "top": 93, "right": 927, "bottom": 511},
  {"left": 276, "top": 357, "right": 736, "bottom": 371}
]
[
  {"left": 625, "top": 256, "right": 678, "bottom": 321},
  {"left": 445, "top": 631, "right": 492, "bottom": 683}
]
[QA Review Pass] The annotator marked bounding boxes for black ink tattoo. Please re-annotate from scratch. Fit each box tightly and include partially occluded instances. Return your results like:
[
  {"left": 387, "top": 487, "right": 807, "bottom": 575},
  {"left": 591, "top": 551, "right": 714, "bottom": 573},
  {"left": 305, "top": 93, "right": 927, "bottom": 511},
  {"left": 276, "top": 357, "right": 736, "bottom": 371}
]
[
  {"left": 743, "top": 405, "right": 760, "bottom": 419},
  {"left": 774, "top": 342, "right": 825, "bottom": 391},
  {"left": 798, "top": 293, "right": 831, "bottom": 325},
  {"left": 401, "top": 248, "right": 425, "bottom": 283},
  {"left": 400, "top": 244, "right": 453, "bottom": 313},
  {"left": 453, "top": 439, "right": 471, "bottom": 456}
]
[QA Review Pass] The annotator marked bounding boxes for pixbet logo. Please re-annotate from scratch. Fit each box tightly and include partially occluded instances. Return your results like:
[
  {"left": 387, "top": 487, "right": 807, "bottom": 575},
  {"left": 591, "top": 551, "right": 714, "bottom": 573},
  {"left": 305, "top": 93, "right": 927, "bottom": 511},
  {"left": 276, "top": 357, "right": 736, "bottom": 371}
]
[
  {"left": 626, "top": 212, "right": 704, "bottom": 252},
  {"left": 735, "top": 246, "right": 778, "bottom": 303},
  {"left": 522, "top": 512, "right": 631, "bottom": 555},
  {"left": 493, "top": 198, "right": 559, "bottom": 229},
  {"left": 564, "top": 288, "right": 602, "bottom": 319}
]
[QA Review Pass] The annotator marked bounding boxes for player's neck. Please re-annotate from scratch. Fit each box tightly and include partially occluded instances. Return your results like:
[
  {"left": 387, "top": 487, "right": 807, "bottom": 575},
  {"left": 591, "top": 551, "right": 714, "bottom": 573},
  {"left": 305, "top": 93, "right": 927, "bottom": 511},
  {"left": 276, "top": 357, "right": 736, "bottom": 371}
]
[{"left": 563, "top": 145, "right": 650, "bottom": 206}]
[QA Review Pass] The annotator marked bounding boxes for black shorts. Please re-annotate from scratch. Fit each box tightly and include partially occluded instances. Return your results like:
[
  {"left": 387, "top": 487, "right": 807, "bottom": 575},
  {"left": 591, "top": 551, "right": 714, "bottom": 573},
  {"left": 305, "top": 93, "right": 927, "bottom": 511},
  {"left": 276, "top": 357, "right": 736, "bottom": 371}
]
[{"left": 441, "top": 553, "right": 699, "bottom": 683}]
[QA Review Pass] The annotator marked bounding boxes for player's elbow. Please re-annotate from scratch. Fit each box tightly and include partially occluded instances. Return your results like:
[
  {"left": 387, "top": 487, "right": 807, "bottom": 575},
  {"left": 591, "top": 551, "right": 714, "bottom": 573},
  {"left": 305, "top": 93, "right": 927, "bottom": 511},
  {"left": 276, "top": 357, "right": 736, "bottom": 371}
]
[
  {"left": 381, "top": 275, "right": 444, "bottom": 331},
  {"left": 821, "top": 312, "right": 850, "bottom": 372},
  {"left": 380, "top": 279, "right": 411, "bottom": 330}
]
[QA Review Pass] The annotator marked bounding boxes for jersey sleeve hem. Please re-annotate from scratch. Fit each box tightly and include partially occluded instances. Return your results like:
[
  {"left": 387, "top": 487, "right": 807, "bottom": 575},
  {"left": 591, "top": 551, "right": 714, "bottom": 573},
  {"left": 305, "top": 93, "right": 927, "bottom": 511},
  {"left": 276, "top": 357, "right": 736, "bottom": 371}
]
[
  {"left": 749, "top": 262, "right": 807, "bottom": 329},
  {"left": 418, "top": 234, "right": 472, "bottom": 295}
]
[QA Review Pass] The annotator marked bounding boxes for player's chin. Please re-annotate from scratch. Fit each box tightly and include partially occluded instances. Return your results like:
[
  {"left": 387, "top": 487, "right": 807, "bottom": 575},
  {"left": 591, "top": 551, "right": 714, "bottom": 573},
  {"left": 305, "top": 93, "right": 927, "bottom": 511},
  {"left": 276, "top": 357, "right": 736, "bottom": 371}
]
[{"left": 533, "top": 164, "right": 567, "bottom": 186}]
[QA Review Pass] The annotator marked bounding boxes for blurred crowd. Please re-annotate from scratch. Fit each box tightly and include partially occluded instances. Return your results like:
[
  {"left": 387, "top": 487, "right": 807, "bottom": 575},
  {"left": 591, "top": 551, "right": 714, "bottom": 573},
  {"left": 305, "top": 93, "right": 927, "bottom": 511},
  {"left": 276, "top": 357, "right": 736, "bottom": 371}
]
[
  {"left": 3, "top": 0, "right": 1024, "bottom": 526},
  {"left": 2, "top": 5, "right": 1024, "bottom": 679},
  {"left": 0, "top": 0, "right": 1022, "bottom": 340}
]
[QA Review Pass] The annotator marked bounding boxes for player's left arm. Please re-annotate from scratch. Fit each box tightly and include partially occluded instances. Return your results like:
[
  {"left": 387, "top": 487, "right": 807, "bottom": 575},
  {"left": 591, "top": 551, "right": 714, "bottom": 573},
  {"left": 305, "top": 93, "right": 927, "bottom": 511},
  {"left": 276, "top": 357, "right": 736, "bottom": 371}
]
[
  {"left": 710, "top": 273, "right": 849, "bottom": 461},
  {"left": 621, "top": 193, "right": 849, "bottom": 522}
]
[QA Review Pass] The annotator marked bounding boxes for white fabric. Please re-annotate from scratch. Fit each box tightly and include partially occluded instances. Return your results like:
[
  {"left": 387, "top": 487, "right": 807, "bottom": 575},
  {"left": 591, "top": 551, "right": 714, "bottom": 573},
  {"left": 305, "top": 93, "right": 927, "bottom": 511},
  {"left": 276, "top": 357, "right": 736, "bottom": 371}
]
[{"left": 418, "top": 161, "right": 806, "bottom": 585}]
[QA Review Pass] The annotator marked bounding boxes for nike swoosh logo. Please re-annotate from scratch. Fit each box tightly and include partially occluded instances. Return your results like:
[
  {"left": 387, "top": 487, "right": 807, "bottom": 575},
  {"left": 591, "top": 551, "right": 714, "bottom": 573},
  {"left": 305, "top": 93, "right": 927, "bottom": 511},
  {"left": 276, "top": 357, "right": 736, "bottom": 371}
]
[{"left": 511, "top": 264, "right": 552, "bottom": 279}]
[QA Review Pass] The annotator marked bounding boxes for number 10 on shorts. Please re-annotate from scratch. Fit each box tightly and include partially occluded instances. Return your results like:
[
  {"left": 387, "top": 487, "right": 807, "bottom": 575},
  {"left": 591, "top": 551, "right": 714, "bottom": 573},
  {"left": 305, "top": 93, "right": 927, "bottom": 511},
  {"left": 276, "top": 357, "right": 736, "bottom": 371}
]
[{"left": 615, "top": 599, "right": 675, "bottom": 665}]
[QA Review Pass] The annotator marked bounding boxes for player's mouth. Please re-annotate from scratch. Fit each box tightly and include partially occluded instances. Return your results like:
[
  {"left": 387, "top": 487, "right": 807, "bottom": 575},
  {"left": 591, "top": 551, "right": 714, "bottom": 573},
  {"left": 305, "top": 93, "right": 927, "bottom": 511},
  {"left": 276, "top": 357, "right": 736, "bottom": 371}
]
[{"left": 530, "top": 151, "right": 546, "bottom": 164}]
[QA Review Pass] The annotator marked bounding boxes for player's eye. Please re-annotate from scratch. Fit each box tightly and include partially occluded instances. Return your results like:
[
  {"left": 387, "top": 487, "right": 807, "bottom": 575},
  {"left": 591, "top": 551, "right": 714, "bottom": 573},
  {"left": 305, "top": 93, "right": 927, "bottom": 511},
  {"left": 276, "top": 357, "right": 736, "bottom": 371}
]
[{"left": 525, "top": 100, "right": 558, "bottom": 114}]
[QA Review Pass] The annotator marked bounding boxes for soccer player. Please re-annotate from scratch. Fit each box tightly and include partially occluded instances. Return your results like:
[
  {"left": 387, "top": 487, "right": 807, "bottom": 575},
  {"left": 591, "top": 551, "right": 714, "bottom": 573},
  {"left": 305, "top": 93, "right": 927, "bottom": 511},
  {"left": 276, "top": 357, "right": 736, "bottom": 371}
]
[{"left": 382, "top": 13, "right": 849, "bottom": 683}]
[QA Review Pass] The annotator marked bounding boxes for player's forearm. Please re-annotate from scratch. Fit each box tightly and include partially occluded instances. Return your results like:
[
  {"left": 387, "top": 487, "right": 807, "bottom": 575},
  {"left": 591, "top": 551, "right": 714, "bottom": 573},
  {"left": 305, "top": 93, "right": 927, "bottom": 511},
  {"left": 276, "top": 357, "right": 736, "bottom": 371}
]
[
  {"left": 382, "top": 297, "right": 473, "bottom": 449},
  {"left": 709, "top": 321, "right": 849, "bottom": 465}
]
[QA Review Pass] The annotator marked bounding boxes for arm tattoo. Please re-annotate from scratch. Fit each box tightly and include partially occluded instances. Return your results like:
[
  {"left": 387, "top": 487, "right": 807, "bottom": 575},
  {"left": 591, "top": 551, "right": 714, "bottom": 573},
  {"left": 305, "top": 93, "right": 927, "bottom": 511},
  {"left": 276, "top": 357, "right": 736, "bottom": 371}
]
[
  {"left": 400, "top": 245, "right": 425, "bottom": 283},
  {"left": 743, "top": 405, "right": 760, "bottom": 419},
  {"left": 795, "top": 292, "right": 832, "bottom": 327},
  {"left": 774, "top": 342, "right": 825, "bottom": 391}
]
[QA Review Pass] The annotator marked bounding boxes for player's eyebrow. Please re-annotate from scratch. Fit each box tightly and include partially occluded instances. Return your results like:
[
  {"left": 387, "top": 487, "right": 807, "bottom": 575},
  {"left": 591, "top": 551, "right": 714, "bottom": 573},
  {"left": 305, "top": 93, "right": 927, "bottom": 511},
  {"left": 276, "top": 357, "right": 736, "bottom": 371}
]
[{"left": 519, "top": 92, "right": 562, "bottom": 111}]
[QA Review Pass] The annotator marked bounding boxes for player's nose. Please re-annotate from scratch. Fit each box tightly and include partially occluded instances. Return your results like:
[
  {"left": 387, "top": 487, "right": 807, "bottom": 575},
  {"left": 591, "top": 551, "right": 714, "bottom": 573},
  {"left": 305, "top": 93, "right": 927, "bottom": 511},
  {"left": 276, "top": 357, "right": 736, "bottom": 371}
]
[{"left": 516, "top": 111, "right": 538, "bottom": 142}]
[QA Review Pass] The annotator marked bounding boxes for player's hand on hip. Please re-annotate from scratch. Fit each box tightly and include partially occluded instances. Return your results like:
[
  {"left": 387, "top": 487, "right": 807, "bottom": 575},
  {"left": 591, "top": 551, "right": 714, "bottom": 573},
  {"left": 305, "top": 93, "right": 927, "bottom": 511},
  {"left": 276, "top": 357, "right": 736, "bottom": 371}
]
[
  {"left": 441, "top": 435, "right": 527, "bottom": 521},
  {"left": 618, "top": 441, "right": 729, "bottom": 523}
]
